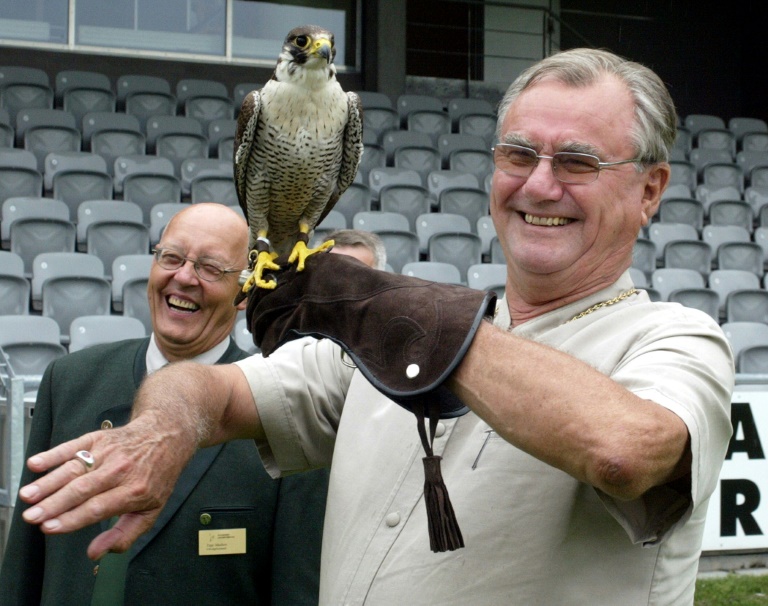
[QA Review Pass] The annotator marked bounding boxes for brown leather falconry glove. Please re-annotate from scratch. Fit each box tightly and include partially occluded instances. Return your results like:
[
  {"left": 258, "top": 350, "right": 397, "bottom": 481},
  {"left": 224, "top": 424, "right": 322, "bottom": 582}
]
[
  {"left": 246, "top": 252, "right": 498, "bottom": 553},
  {"left": 246, "top": 252, "right": 496, "bottom": 417}
]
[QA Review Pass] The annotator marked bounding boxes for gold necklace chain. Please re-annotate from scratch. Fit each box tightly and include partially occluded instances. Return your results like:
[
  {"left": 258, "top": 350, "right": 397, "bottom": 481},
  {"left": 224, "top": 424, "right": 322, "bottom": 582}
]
[{"left": 566, "top": 288, "right": 638, "bottom": 323}]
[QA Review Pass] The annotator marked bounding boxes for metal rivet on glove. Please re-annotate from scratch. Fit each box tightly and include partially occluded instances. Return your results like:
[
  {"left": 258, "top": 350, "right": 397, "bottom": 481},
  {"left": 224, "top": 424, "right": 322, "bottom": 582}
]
[{"left": 406, "top": 364, "right": 420, "bottom": 378}]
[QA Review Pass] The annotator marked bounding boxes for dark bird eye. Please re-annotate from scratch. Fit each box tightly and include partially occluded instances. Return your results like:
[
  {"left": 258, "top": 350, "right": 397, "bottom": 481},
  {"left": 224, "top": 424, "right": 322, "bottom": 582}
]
[{"left": 295, "top": 35, "right": 309, "bottom": 49}]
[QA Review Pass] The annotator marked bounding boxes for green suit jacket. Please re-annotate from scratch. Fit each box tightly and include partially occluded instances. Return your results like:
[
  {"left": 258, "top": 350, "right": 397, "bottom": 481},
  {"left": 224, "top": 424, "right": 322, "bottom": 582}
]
[{"left": 0, "top": 337, "right": 329, "bottom": 605}]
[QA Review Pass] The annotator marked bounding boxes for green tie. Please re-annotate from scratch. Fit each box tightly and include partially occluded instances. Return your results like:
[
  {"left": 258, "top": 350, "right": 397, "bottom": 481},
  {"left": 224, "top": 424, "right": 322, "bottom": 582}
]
[{"left": 90, "top": 518, "right": 129, "bottom": 606}]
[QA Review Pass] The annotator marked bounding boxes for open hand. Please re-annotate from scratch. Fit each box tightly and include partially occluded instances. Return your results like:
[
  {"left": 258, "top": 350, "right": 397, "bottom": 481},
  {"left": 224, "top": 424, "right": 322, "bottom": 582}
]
[{"left": 19, "top": 412, "right": 196, "bottom": 560}]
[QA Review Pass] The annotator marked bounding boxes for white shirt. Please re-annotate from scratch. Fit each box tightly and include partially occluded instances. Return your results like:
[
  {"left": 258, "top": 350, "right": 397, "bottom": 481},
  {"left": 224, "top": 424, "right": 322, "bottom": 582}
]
[{"left": 145, "top": 332, "right": 230, "bottom": 374}]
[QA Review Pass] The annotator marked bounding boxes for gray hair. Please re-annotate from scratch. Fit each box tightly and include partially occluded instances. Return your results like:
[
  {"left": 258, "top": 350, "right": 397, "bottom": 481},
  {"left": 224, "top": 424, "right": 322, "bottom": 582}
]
[
  {"left": 496, "top": 48, "right": 677, "bottom": 164},
  {"left": 326, "top": 228, "right": 388, "bottom": 270}
]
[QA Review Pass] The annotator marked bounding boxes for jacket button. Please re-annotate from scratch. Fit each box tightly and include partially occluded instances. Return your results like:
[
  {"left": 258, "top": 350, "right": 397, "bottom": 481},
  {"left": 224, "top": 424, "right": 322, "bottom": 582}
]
[
  {"left": 101, "top": 420, "right": 113, "bottom": 429},
  {"left": 385, "top": 512, "right": 401, "bottom": 527},
  {"left": 436, "top": 422, "right": 446, "bottom": 437},
  {"left": 200, "top": 513, "right": 212, "bottom": 525}
]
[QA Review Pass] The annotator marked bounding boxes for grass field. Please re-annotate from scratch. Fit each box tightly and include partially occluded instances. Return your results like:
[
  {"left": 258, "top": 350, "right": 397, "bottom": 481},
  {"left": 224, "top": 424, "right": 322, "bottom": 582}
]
[{"left": 695, "top": 574, "right": 768, "bottom": 605}]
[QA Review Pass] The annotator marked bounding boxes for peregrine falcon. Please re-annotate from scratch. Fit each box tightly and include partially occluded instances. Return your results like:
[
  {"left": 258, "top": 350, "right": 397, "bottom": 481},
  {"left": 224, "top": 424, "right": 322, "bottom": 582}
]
[{"left": 234, "top": 24, "right": 363, "bottom": 294}]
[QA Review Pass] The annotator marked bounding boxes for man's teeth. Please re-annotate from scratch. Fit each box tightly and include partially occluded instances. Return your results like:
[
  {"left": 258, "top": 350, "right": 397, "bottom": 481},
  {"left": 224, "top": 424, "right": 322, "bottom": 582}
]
[
  {"left": 524, "top": 214, "right": 572, "bottom": 226},
  {"left": 168, "top": 295, "right": 200, "bottom": 311}
]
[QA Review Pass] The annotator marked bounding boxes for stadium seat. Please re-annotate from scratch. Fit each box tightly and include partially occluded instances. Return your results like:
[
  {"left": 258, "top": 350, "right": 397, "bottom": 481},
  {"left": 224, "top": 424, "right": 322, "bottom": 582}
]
[
  {"left": 396, "top": 94, "right": 444, "bottom": 128},
  {"left": 738, "top": 345, "right": 768, "bottom": 373},
  {"left": 702, "top": 225, "right": 751, "bottom": 257},
  {"left": 86, "top": 220, "right": 150, "bottom": 279},
  {"left": 629, "top": 267, "right": 648, "bottom": 288},
  {"left": 437, "top": 133, "right": 488, "bottom": 168},
  {"left": 415, "top": 212, "right": 472, "bottom": 254},
  {"left": 407, "top": 110, "right": 451, "bottom": 145},
  {"left": 368, "top": 167, "right": 423, "bottom": 200},
  {"left": 352, "top": 210, "right": 410, "bottom": 234},
  {"left": 448, "top": 149, "right": 494, "bottom": 185},
  {"left": 402, "top": 261, "right": 462, "bottom": 284},
  {"left": 362, "top": 107, "right": 399, "bottom": 144},
  {"left": 232, "top": 82, "right": 262, "bottom": 112},
  {"left": 721, "top": 321, "right": 768, "bottom": 360},
  {"left": 0, "top": 148, "right": 43, "bottom": 203},
  {"left": 180, "top": 157, "right": 230, "bottom": 196},
  {"left": 112, "top": 253, "right": 153, "bottom": 311},
  {"left": 651, "top": 268, "right": 705, "bottom": 301},
  {"left": 0, "top": 107, "right": 12, "bottom": 147},
  {"left": 728, "top": 117, "right": 768, "bottom": 146},
  {"left": 427, "top": 231, "right": 482, "bottom": 282},
  {"left": 379, "top": 184, "right": 431, "bottom": 231},
  {"left": 725, "top": 289, "right": 768, "bottom": 324},
  {"left": 333, "top": 182, "right": 372, "bottom": 227},
  {"left": 684, "top": 114, "right": 726, "bottom": 138},
  {"left": 393, "top": 145, "right": 441, "bottom": 185},
  {"left": 68, "top": 315, "right": 146, "bottom": 353},
  {"left": 427, "top": 169, "right": 479, "bottom": 200},
  {"left": 658, "top": 198, "right": 704, "bottom": 232},
  {"left": 84, "top": 112, "right": 145, "bottom": 175},
  {"left": 0, "top": 315, "right": 66, "bottom": 378},
  {"left": 55, "top": 70, "right": 112, "bottom": 106},
  {"left": 668, "top": 287, "right": 720, "bottom": 321},
  {"left": 355, "top": 91, "right": 393, "bottom": 110},
  {"left": 708, "top": 269, "right": 761, "bottom": 316},
  {"left": 17, "top": 108, "right": 81, "bottom": 170},
  {"left": 743, "top": 132, "right": 768, "bottom": 153},
  {"left": 673, "top": 127, "right": 692, "bottom": 156},
  {"left": 62, "top": 85, "right": 116, "bottom": 126},
  {"left": 490, "top": 236, "right": 505, "bottom": 264},
  {"left": 667, "top": 161, "right": 697, "bottom": 190},
  {"left": 45, "top": 151, "right": 112, "bottom": 215},
  {"left": 446, "top": 98, "right": 495, "bottom": 132},
  {"left": 232, "top": 316, "right": 259, "bottom": 354},
  {"left": 467, "top": 262, "right": 506, "bottom": 294},
  {"left": 0, "top": 250, "right": 29, "bottom": 315},
  {"left": 647, "top": 223, "right": 698, "bottom": 262},
  {"left": 374, "top": 230, "right": 420, "bottom": 273},
  {"left": 176, "top": 78, "right": 229, "bottom": 110},
  {"left": 662, "top": 240, "right": 712, "bottom": 276},
  {"left": 382, "top": 130, "right": 434, "bottom": 165},
  {"left": 8, "top": 214, "right": 76, "bottom": 277},
  {"left": 716, "top": 241, "right": 764, "bottom": 277},
  {"left": 632, "top": 238, "right": 657, "bottom": 280},
  {"left": 113, "top": 154, "right": 175, "bottom": 195},
  {"left": 438, "top": 187, "right": 489, "bottom": 228},
  {"left": 77, "top": 199, "right": 144, "bottom": 251},
  {"left": 117, "top": 74, "right": 175, "bottom": 128},
  {"left": 476, "top": 216, "right": 497, "bottom": 259},
  {"left": 0, "top": 66, "right": 53, "bottom": 124},
  {"left": 30, "top": 251, "right": 106, "bottom": 311},
  {"left": 208, "top": 118, "right": 237, "bottom": 158},
  {"left": 695, "top": 129, "right": 736, "bottom": 158}
]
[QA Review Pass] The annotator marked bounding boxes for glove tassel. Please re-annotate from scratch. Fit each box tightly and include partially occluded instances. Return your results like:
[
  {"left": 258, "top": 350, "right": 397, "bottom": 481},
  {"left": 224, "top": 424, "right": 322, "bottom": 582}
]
[
  {"left": 415, "top": 394, "right": 465, "bottom": 552},
  {"left": 422, "top": 454, "right": 464, "bottom": 552}
]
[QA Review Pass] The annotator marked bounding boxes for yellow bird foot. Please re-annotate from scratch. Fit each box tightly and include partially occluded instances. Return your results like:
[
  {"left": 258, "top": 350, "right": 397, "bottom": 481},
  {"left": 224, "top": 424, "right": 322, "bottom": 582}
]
[
  {"left": 240, "top": 250, "right": 281, "bottom": 292},
  {"left": 288, "top": 238, "right": 335, "bottom": 271}
]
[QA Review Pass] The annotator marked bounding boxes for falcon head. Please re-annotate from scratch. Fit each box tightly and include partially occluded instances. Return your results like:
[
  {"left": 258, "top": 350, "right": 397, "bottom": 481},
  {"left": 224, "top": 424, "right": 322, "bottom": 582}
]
[{"left": 275, "top": 25, "right": 338, "bottom": 83}]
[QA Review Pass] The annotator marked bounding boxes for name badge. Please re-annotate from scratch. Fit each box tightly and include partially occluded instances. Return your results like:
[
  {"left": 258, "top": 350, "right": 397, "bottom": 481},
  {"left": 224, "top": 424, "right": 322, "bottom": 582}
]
[{"left": 198, "top": 528, "right": 247, "bottom": 555}]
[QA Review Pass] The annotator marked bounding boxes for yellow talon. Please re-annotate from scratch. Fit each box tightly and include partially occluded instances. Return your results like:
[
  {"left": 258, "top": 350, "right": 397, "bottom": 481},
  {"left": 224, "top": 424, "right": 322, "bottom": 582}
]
[
  {"left": 288, "top": 238, "right": 335, "bottom": 271},
  {"left": 240, "top": 250, "right": 280, "bottom": 292}
]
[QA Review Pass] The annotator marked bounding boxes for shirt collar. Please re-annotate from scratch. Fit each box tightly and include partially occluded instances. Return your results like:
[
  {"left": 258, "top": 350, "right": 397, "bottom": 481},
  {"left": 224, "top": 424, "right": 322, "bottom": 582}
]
[
  {"left": 494, "top": 270, "right": 637, "bottom": 335},
  {"left": 145, "top": 333, "right": 231, "bottom": 374}
]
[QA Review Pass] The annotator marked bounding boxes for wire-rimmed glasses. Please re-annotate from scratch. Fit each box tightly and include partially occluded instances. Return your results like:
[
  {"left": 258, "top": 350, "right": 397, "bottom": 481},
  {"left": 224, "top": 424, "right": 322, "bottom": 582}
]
[
  {"left": 492, "top": 143, "right": 642, "bottom": 184},
  {"left": 153, "top": 248, "right": 241, "bottom": 282}
]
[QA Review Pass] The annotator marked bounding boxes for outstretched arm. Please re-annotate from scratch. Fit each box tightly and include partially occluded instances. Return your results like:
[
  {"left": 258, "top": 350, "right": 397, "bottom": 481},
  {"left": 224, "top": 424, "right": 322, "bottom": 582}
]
[
  {"left": 19, "top": 362, "right": 258, "bottom": 560},
  {"left": 448, "top": 322, "right": 693, "bottom": 501}
]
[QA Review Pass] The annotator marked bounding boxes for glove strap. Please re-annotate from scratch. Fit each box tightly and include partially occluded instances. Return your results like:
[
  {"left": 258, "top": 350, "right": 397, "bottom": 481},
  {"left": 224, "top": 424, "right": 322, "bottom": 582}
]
[{"left": 414, "top": 393, "right": 464, "bottom": 552}]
